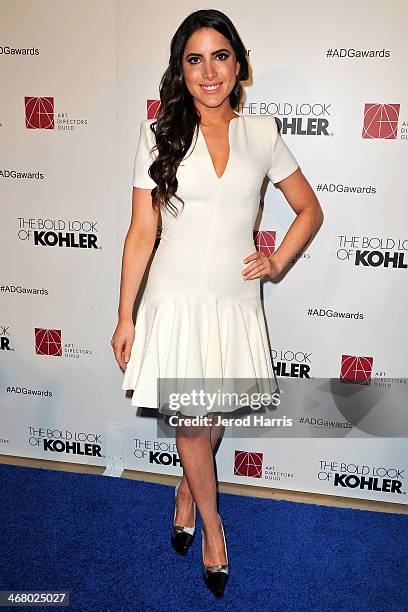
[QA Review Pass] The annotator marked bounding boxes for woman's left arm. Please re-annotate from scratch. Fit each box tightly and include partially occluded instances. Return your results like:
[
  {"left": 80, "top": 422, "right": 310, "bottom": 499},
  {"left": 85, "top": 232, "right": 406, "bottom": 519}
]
[{"left": 242, "top": 168, "right": 324, "bottom": 280}]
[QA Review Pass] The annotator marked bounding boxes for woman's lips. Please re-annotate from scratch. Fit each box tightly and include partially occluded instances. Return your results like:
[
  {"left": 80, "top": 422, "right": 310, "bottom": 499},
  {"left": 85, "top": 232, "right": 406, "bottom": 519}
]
[{"left": 199, "top": 82, "right": 222, "bottom": 94}]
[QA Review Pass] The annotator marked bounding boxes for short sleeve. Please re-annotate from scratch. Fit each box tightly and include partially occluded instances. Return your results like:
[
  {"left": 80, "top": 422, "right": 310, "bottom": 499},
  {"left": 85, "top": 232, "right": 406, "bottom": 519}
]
[
  {"left": 132, "top": 119, "right": 157, "bottom": 189},
  {"left": 267, "top": 117, "right": 299, "bottom": 184}
]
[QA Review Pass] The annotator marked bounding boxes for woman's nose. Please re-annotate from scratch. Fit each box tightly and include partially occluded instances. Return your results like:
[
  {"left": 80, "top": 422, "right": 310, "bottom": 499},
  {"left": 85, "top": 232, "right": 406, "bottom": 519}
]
[{"left": 201, "top": 60, "right": 217, "bottom": 81}]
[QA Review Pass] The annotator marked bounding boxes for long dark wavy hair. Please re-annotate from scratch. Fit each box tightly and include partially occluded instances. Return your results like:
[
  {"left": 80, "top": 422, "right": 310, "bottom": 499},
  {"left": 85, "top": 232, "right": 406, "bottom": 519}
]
[{"left": 148, "top": 9, "right": 249, "bottom": 217}]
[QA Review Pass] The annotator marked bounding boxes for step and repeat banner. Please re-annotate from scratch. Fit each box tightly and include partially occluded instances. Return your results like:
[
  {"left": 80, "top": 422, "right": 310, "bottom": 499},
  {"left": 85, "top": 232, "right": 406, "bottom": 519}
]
[{"left": 1, "top": 0, "right": 407, "bottom": 505}]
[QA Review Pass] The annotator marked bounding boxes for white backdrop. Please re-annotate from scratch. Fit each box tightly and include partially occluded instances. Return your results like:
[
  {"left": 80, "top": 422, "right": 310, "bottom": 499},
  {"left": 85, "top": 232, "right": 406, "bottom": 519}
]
[{"left": 1, "top": 0, "right": 407, "bottom": 505}]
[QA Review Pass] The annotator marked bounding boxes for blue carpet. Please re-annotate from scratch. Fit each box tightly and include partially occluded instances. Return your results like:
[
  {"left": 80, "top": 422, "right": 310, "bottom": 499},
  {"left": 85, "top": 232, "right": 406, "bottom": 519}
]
[{"left": 0, "top": 462, "right": 407, "bottom": 612}]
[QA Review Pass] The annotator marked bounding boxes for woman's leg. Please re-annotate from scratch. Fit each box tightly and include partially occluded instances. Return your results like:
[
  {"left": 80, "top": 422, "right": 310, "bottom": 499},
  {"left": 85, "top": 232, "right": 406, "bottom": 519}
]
[
  {"left": 175, "top": 412, "right": 227, "bottom": 565},
  {"left": 174, "top": 411, "right": 224, "bottom": 525},
  {"left": 209, "top": 411, "right": 224, "bottom": 453}
]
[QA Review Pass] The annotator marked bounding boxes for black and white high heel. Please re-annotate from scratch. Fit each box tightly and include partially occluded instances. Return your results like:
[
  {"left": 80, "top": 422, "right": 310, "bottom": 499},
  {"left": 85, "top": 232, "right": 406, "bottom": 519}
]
[
  {"left": 201, "top": 514, "right": 229, "bottom": 598},
  {"left": 171, "top": 479, "right": 196, "bottom": 555}
]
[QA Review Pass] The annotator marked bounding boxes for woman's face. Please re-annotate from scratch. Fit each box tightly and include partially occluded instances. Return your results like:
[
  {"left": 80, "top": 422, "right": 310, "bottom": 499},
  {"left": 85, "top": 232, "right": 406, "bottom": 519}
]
[{"left": 182, "top": 27, "right": 240, "bottom": 113}]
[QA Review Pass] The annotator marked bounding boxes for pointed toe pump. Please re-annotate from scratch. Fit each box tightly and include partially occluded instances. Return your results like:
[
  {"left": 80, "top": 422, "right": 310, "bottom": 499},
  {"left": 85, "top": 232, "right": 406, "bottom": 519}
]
[
  {"left": 171, "top": 480, "right": 196, "bottom": 556},
  {"left": 201, "top": 514, "right": 229, "bottom": 598}
]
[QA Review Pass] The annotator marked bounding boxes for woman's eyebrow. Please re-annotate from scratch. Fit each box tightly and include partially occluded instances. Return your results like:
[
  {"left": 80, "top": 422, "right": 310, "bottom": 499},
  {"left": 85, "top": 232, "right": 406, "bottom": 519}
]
[{"left": 185, "top": 48, "right": 231, "bottom": 58}]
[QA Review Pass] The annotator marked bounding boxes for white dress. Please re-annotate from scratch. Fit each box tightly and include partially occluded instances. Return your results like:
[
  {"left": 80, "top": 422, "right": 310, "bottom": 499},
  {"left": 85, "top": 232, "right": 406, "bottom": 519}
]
[{"left": 122, "top": 111, "right": 299, "bottom": 417}]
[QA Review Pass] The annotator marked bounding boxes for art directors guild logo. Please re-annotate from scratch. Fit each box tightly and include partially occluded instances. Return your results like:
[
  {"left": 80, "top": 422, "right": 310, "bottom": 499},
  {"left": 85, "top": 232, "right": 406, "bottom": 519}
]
[
  {"left": 340, "top": 354, "right": 373, "bottom": 385},
  {"left": 234, "top": 450, "right": 294, "bottom": 483},
  {"left": 17, "top": 217, "right": 100, "bottom": 249},
  {"left": 340, "top": 353, "right": 405, "bottom": 392},
  {"left": 254, "top": 230, "right": 276, "bottom": 257},
  {"left": 337, "top": 235, "right": 408, "bottom": 269},
  {"left": 362, "top": 103, "right": 400, "bottom": 139},
  {"left": 24, "top": 96, "right": 88, "bottom": 131},
  {"left": 35, "top": 328, "right": 93, "bottom": 359},
  {"left": 28, "top": 427, "right": 103, "bottom": 457},
  {"left": 318, "top": 460, "right": 405, "bottom": 496}
]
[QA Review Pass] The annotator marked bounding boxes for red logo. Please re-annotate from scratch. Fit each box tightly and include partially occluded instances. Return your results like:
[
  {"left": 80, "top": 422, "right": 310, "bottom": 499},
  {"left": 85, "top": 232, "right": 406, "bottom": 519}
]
[
  {"left": 362, "top": 103, "right": 400, "bottom": 139},
  {"left": 340, "top": 354, "right": 373, "bottom": 385},
  {"left": 254, "top": 230, "right": 276, "bottom": 257},
  {"left": 147, "top": 99, "right": 160, "bottom": 119},
  {"left": 35, "top": 328, "right": 62, "bottom": 356},
  {"left": 25, "top": 97, "right": 55, "bottom": 129},
  {"left": 234, "top": 450, "right": 263, "bottom": 478}
]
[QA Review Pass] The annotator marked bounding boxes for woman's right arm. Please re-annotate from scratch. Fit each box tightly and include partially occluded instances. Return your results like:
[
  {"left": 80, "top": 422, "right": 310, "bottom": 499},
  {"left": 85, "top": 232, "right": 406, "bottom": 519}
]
[{"left": 111, "top": 187, "right": 159, "bottom": 370}]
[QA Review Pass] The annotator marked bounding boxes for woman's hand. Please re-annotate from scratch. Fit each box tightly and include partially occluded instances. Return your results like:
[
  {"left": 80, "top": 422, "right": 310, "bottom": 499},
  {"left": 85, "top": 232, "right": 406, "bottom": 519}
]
[
  {"left": 111, "top": 320, "right": 135, "bottom": 371},
  {"left": 242, "top": 250, "right": 283, "bottom": 280}
]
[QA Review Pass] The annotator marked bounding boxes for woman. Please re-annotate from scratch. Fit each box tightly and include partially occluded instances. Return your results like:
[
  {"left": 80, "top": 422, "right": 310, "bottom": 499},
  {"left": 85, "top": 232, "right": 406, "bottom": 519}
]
[{"left": 111, "top": 8, "right": 323, "bottom": 598}]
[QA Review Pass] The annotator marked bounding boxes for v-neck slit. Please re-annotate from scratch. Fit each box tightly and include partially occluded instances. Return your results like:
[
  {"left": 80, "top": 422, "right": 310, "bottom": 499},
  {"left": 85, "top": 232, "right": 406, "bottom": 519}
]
[{"left": 198, "top": 110, "right": 241, "bottom": 181}]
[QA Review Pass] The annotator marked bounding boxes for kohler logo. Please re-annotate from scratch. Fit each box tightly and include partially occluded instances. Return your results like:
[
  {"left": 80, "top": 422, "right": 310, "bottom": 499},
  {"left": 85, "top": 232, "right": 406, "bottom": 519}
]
[
  {"left": 334, "top": 473, "right": 403, "bottom": 494},
  {"left": 43, "top": 438, "right": 102, "bottom": 456},
  {"left": 149, "top": 451, "right": 181, "bottom": 467},
  {"left": 34, "top": 231, "right": 98, "bottom": 248},
  {"left": 355, "top": 250, "right": 407, "bottom": 268}
]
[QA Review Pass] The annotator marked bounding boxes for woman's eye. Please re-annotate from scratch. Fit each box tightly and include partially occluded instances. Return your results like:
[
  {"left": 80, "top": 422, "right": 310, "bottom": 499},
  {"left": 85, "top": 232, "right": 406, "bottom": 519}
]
[{"left": 187, "top": 53, "right": 230, "bottom": 64}]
